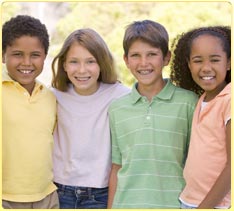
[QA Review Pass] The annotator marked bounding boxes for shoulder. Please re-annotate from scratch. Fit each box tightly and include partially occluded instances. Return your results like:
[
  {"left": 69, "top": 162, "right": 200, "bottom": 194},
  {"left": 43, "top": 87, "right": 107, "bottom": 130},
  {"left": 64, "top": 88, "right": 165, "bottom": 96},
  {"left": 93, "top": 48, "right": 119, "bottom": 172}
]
[
  {"left": 102, "top": 82, "right": 130, "bottom": 93},
  {"left": 108, "top": 92, "right": 132, "bottom": 113},
  {"left": 99, "top": 82, "right": 131, "bottom": 102},
  {"left": 216, "top": 83, "right": 231, "bottom": 107},
  {"left": 50, "top": 85, "right": 73, "bottom": 98},
  {"left": 220, "top": 82, "right": 231, "bottom": 99},
  {"left": 39, "top": 84, "right": 56, "bottom": 100},
  {"left": 173, "top": 84, "right": 198, "bottom": 103},
  {"left": 163, "top": 80, "right": 198, "bottom": 104}
]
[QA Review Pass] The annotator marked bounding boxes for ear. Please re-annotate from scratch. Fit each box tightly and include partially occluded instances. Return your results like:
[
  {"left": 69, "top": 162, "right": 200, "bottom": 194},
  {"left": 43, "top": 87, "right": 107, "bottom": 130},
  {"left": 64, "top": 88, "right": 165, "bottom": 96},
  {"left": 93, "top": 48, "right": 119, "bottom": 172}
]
[
  {"left": 163, "top": 51, "right": 171, "bottom": 66},
  {"left": 187, "top": 59, "right": 192, "bottom": 71},
  {"left": 123, "top": 54, "right": 130, "bottom": 68},
  {"left": 2, "top": 53, "right": 6, "bottom": 64},
  {"left": 227, "top": 59, "right": 231, "bottom": 71}
]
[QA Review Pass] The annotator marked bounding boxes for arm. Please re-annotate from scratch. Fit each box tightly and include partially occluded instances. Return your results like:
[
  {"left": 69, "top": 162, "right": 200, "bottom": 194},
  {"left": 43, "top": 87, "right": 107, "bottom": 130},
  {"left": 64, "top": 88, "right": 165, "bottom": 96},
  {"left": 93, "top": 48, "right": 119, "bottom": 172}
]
[
  {"left": 197, "top": 120, "right": 231, "bottom": 209},
  {"left": 107, "top": 163, "right": 121, "bottom": 209}
]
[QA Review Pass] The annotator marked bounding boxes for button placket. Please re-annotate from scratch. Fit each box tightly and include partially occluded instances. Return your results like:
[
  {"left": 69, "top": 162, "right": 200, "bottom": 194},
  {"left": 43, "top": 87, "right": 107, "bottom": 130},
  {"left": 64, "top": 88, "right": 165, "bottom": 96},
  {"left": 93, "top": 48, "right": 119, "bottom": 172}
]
[{"left": 144, "top": 101, "right": 152, "bottom": 125}]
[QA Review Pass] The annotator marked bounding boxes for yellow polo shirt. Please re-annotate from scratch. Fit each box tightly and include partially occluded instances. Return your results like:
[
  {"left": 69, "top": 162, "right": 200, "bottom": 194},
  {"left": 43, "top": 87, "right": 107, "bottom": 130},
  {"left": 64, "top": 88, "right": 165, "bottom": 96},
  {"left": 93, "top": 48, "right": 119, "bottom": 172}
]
[{"left": 2, "top": 71, "right": 57, "bottom": 202}]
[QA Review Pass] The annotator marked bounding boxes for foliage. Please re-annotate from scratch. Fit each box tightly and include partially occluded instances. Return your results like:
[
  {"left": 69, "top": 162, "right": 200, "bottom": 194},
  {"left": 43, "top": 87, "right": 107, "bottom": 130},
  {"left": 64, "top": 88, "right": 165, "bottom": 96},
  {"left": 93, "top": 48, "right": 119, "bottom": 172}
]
[
  {"left": 1, "top": 2, "right": 20, "bottom": 24},
  {"left": 2, "top": 2, "right": 231, "bottom": 87},
  {"left": 53, "top": 1, "right": 231, "bottom": 87}
]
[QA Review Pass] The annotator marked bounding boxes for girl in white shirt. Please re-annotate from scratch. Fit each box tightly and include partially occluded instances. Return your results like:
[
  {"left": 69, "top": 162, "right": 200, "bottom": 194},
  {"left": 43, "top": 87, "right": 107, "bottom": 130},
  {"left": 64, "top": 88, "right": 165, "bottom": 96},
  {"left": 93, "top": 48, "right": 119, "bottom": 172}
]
[{"left": 51, "top": 28, "right": 130, "bottom": 209}]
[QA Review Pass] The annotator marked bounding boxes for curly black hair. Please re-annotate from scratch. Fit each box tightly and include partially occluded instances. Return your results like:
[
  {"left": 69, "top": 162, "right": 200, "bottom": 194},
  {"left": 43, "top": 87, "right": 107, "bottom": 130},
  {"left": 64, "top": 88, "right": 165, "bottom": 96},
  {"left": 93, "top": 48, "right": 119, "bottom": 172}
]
[
  {"left": 2, "top": 15, "right": 49, "bottom": 55},
  {"left": 170, "top": 26, "right": 231, "bottom": 96}
]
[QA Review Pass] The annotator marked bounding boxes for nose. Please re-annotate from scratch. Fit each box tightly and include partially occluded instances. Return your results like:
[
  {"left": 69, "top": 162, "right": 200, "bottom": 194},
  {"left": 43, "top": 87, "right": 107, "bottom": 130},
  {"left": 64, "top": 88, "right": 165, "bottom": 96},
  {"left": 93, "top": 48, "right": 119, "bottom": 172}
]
[
  {"left": 77, "top": 63, "right": 86, "bottom": 74},
  {"left": 22, "top": 56, "right": 31, "bottom": 66},
  {"left": 201, "top": 61, "right": 212, "bottom": 72},
  {"left": 139, "top": 56, "right": 148, "bottom": 67}
]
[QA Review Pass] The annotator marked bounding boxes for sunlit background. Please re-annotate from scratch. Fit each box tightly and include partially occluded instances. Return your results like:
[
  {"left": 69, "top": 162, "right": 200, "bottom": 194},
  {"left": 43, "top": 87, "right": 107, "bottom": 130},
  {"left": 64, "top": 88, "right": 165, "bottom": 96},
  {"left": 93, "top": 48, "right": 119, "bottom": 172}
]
[{"left": 2, "top": 1, "right": 232, "bottom": 87}]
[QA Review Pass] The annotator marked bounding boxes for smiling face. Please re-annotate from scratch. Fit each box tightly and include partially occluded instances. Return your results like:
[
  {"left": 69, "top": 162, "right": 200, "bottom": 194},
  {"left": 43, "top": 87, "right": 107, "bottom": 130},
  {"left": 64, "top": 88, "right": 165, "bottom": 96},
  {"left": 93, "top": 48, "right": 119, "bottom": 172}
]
[
  {"left": 64, "top": 42, "right": 101, "bottom": 95},
  {"left": 3, "top": 35, "right": 46, "bottom": 94},
  {"left": 188, "top": 34, "right": 231, "bottom": 101},
  {"left": 124, "top": 39, "right": 170, "bottom": 97}
]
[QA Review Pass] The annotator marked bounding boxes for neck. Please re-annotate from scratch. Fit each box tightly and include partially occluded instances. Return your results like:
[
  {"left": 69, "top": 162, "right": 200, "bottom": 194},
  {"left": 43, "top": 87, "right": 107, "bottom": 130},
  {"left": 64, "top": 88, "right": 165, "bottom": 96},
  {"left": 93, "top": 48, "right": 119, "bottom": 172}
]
[{"left": 137, "top": 79, "right": 166, "bottom": 102}]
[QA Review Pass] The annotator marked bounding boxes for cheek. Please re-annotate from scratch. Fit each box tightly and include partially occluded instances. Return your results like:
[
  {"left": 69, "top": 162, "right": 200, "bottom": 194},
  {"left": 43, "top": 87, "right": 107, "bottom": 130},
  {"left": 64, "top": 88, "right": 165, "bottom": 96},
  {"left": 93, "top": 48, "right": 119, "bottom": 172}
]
[
  {"left": 34, "top": 59, "right": 45, "bottom": 68},
  {"left": 65, "top": 68, "right": 74, "bottom": 80},
  {"left": 92, "top": 65, "right": 101, "bottom": 78},
  {"left": 126, "top": 60, "right": 137, "bottom": 70}
]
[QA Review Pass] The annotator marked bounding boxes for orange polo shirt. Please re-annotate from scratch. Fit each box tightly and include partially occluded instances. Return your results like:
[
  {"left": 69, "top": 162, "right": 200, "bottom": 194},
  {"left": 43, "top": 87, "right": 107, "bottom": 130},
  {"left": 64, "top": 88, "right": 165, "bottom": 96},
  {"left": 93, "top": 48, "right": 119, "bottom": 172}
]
[{"left": 180, "top": 83, "right": 231, "bottom": 208}]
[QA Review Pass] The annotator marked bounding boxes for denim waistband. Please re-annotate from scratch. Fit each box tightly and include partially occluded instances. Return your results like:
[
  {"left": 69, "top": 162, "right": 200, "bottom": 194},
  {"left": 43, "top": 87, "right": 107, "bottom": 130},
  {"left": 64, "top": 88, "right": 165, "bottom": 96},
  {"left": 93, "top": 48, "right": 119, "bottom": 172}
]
[{"left": 54, "top": 182, "right": 108, "bottom": 195}]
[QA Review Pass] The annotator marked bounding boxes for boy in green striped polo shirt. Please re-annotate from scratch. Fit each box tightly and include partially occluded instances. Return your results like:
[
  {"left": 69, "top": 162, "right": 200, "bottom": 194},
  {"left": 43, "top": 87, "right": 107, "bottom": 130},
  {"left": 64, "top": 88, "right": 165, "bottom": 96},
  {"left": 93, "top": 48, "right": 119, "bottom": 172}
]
[{"left": 107, "top": 20, "right": 198, "bottom": 208}]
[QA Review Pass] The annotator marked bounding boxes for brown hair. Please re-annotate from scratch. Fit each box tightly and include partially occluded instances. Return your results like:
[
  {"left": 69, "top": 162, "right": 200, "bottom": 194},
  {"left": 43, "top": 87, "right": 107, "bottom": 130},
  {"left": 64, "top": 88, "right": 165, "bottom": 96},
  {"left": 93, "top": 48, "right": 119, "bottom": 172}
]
[
  {"left": 123, "top": 20, "right": 169, "bottom": 58},
  {"left": 52, "top": 28, "right": 117, "bottom": 91}
]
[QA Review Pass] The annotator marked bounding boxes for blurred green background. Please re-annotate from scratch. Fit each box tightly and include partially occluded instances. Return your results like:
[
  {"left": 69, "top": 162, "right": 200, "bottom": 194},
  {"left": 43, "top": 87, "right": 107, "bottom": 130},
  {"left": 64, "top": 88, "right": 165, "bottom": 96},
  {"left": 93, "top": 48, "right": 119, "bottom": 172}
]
[{"left": 2, "top": 1, "right": 232, "bottom": 87}]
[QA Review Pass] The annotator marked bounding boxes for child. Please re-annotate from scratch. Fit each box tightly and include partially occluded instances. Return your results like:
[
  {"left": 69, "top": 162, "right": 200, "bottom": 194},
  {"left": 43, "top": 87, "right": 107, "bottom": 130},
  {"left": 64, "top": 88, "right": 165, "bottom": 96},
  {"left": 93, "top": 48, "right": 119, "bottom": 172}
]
[
  {"left": 51, "top": 28, "right": 130, "bottom": 209},
  {"left": 170, "top": 26, "right": 231, "bottom": 209},
  {"left": 107, "top": 20, "right": 198, "bottom": 209},
  {"left": 2, "top": 15, "right": 58, "bottom": 208}
]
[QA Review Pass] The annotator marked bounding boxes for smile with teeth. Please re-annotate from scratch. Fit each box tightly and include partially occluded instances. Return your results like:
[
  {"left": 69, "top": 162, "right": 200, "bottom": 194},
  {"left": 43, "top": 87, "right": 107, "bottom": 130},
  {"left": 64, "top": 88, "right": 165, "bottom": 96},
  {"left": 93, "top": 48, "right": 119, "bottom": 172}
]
[
  {"left": 75, "top": 76, "right": 90, "bottom": 81},
  {"left": 18, "top": 69, "right": 33, "bottom": 74},
  {"left": 138, "top": 69, "right": 153, "bottom": 75},
  {"left": 201, "top": 76, "right": 215, "bottom": 80}
]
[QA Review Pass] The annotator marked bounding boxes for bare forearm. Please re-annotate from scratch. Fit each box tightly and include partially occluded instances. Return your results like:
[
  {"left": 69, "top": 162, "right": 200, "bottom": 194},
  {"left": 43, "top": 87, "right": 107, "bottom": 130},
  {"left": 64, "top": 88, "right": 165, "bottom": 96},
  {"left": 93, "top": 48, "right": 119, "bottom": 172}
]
[
  {"left": 198, "top": 121, "right": 231, "bottom": 209},
  {"left": 107, "top": 164, "right": 121, "bottom": 209},
  {"left": 197, "top": 165, "right": 231, "bottom": 208}
]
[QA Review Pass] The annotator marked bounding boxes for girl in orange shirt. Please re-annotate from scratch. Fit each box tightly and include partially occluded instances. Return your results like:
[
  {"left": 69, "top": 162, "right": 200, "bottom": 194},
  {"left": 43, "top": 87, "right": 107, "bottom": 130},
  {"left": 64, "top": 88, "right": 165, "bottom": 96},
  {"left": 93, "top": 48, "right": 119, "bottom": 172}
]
[{"left": 170, "top": 26, "right": 231, "bottom": 209}]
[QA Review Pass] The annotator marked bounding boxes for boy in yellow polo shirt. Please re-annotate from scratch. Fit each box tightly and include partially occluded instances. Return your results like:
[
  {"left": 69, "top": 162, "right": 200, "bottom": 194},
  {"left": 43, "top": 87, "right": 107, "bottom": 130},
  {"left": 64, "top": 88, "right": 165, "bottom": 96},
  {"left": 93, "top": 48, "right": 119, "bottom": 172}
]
[{"left": 2, "top": 15, "right": 58, "bottom": 208}]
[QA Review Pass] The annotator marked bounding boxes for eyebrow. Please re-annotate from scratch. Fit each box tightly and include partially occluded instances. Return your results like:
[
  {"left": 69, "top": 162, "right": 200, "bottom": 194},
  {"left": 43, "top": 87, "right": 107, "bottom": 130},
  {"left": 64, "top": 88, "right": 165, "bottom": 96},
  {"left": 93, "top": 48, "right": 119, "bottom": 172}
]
[
  {"left": 66, "top": 56, "right": 96, "bottom": 60},
  {"left": 191, "top": 54, "right": 221, "bottom": 60},
  {"left": 129, "top": 49, "right": 161, "bottom": 54},
  {"left": 11, "top": 49, "right": 43, "bottom": 53}
]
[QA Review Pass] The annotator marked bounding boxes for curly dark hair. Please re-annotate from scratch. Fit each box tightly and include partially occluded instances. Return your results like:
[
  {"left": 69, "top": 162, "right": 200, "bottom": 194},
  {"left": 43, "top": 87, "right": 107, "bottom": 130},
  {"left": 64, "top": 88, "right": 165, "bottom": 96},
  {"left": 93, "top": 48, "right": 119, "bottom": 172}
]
[
  {"left": 170, "top": 26, "right": 231, "bottom": 96},
  {"left": 2, "top": 15, "right": 49, "bottom": 55}
]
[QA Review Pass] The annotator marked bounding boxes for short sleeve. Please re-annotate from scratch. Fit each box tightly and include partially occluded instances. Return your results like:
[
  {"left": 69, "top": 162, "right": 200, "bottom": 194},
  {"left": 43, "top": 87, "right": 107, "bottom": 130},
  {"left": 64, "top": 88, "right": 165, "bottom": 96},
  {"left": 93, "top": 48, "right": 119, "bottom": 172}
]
[
  {"left": 108, "top": 107, "right": 122, "bottom": 165},
  {"left": 223, "top": 95, "right": 231, "bottom": 125}
]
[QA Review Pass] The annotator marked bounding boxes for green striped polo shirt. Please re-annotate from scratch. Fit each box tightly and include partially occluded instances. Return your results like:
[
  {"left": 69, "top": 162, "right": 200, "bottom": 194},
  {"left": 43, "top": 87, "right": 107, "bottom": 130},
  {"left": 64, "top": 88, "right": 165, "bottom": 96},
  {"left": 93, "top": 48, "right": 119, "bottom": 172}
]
[{"left": 108, "top": 79, "right": 198, "bottom": 208}]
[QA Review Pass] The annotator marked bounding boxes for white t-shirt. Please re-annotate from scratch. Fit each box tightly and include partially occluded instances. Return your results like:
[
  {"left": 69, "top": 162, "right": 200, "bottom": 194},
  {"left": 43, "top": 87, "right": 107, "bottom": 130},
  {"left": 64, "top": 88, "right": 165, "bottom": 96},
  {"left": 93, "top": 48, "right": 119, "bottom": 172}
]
[{"left": 52, "top": 82, "right": 130, "bottom": 188}]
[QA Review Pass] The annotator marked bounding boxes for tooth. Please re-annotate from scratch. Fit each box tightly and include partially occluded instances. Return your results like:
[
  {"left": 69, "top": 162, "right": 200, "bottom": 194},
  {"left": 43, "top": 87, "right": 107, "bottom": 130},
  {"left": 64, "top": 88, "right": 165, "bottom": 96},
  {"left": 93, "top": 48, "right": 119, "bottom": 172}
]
[
  {"left": 202, "top": 76, "right": 213, "bottom": 80},
  {"left": 20, "top": 70, "right": 32, "bottom": 74},
  {"left": 75, "top": 77, "right": 89, "bottom": 81}
]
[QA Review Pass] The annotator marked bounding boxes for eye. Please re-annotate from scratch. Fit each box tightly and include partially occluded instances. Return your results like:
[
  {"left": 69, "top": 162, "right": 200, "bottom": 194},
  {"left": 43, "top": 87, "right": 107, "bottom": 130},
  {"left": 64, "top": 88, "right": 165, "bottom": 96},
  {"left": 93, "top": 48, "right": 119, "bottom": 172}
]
[
  {"left": 211, "top": 59, "right": 220, "bottom": 63},
  {"left": 130, "top": 53, "right": 139, "bottom": 58},
  {"left": 87, "top": 59, "right": 97, "bottom": 64},
  {"left": 31, "top": 53, "right": 41, "bottom": 58},
  {"left": 193, "top": 60, "right": 202, "bottom": 63},
  {"left": 69, "top": 60, "right": 78, "bottom": 64},
  {"left": 12, "top": 52, "right": 22, "bottom": 57},
  {"left": 148, "top": 52, "right": 157, "bottom": 57}
]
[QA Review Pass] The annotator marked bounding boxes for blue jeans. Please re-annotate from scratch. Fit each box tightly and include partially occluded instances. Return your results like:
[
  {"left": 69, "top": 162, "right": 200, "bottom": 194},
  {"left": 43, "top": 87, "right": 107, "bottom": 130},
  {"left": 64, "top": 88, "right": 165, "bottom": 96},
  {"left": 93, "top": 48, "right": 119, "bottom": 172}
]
[{"left": 54, "top": 182, "right": 108, "bottom": 209}]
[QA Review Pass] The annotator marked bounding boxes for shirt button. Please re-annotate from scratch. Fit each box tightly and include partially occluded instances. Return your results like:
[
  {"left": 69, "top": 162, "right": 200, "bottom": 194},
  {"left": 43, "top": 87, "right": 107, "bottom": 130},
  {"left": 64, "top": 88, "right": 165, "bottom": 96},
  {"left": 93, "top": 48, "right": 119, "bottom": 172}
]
[{"left": 146, "top": 116, "right": 150, "bottom": 120}]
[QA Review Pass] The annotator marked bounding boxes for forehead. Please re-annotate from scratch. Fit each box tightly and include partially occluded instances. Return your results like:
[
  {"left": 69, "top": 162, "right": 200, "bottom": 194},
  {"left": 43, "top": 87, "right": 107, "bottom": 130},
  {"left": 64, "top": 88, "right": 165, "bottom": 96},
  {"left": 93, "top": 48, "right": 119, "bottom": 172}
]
[
  {"left": 66, "top": 42, "right": 94, "bottom": 58},
  {"left": 8, "top": 35, "right": 44, "bottom": 51},
  {"left": 129, "top": 39, "right": 161, "bottom": 51},
  {"left": 191, "top": 34, "right": 224, "bottom": 53},
  {"left": 192, "top": 34, "right": 222, "bottom": 47}
]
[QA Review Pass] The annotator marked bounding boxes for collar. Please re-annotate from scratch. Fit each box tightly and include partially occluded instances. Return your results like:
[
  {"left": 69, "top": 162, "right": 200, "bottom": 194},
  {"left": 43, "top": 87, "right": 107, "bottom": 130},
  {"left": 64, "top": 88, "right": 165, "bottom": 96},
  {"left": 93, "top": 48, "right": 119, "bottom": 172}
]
[
  {"left": 2, "top": 69, "right": 44, "bottom": 91},
  {"left": 218, "top": 82, "right": 231, "bottom": 96},
  {"left": 201, "top": 82, "right": 231, "bottom": 101},
  {"left": 2, "top": 69, "right": 13, "bottom": 82},
  {"left": 130, "top": 79, "right": 176, "bottom": 104}
]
